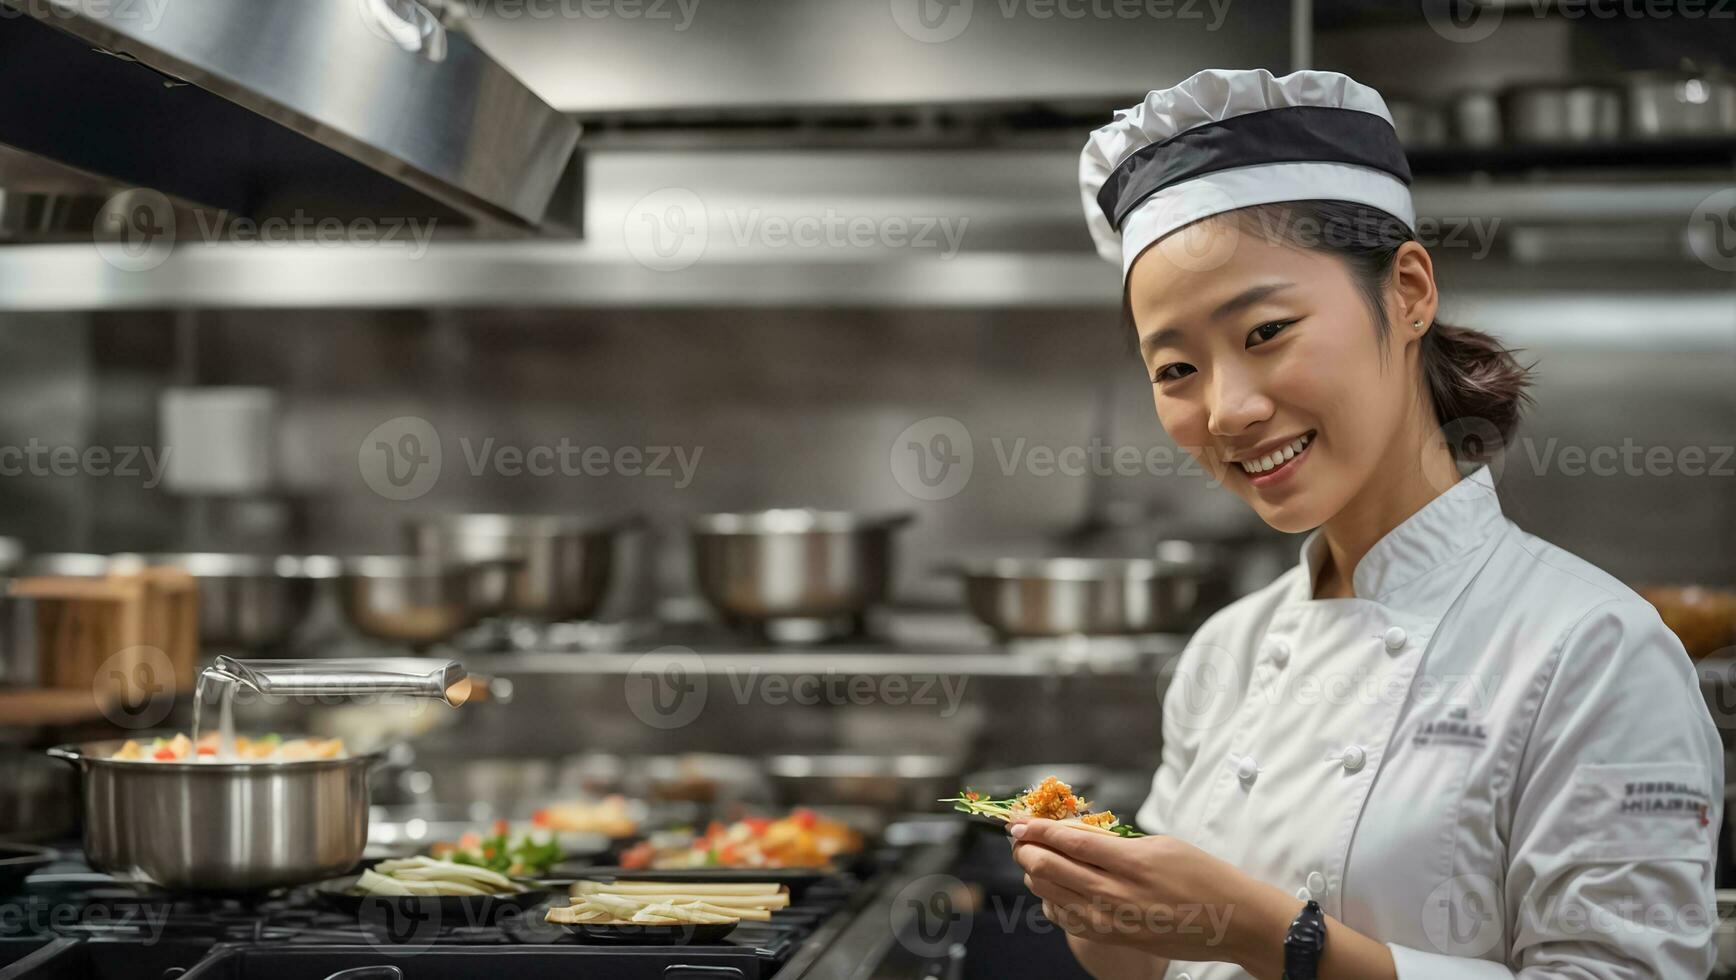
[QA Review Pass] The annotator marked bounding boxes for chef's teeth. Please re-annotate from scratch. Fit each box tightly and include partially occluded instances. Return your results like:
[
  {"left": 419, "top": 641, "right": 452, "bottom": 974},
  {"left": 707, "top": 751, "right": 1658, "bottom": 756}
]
[{"left": 1239, "top": 432, "right": 1313, "bottom": 474}]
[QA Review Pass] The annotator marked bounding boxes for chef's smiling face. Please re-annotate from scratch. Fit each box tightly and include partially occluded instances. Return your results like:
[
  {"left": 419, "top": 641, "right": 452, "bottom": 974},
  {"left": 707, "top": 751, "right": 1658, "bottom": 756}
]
[{"left": 1127, "top": 215, "right": 1435, "bottom": 533}]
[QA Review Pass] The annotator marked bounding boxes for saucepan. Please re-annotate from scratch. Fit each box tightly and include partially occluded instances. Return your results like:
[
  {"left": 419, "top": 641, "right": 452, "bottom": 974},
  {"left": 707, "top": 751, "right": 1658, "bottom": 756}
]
[
  {"left": 143, "top": 553, "right": 331, "bottom": 651},
  {"left": 690, "top": 510, "right": 912, "bottom": 640},
  {"left": 405, "top": 514, "right": 636, "bottom": 622},
  {"left": 334, "top": 556, "right": 515, "bottom": 647},
  {"left": 46, "top": 658, "right": 469, "bottom": 892},
  {"left": 956, "top": 553, "right": 1229, "bottom": 638}
]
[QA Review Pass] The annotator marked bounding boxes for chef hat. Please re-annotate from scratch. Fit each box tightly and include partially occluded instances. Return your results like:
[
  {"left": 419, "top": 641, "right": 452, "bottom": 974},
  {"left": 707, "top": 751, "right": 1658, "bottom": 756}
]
[{"left": 1081, "top": 68, "right": 1415, "bottom": 278}]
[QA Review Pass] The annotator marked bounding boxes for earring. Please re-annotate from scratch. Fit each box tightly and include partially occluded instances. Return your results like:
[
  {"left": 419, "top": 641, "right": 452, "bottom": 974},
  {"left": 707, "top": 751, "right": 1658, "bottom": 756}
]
[{"left": 1412, "top": 319, "right": 1425, "bottom": 330}]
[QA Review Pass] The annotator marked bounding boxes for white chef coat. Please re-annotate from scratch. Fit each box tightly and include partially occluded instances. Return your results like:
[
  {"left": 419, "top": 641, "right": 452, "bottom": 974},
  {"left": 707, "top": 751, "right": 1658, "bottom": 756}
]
[{"left": 1139, "top": 466, "right": 1722, "bottom": 979}]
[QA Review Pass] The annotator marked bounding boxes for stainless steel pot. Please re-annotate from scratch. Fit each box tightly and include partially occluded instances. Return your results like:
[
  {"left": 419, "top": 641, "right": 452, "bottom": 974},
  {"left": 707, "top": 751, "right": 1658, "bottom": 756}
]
[
  {"left": 1624, "top": 69, "right": 1736, "bottom": 139},
  {"left": 765, "top": 753, "right": 962, "bottom": 813},
  {"left": 47, "top": 737, "right": 381, "bottom": 891},
  {"left": 143, "top": 553, "right": 327, "bottom": 651},
  {"left": 1503, "top": 82, "right": 1622, "bottom": 144},
  {"left": 406, "top": 514, "right": 630, "bottom": 622},
  {"left": 690, "top": 510, "right": 912, "bottom": 635},
  {"left": 957, "top": 556, "right": 1226, "bottom": 637},
  {"left": 335, "top": 557, "right": 498, "bottom": 647}
]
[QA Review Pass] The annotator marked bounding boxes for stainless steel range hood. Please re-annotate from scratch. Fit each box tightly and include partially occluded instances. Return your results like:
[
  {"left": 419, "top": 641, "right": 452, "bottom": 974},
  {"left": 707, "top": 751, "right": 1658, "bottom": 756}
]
[{"left": 0, "top": 0, "right": 581, "bottom": 240}]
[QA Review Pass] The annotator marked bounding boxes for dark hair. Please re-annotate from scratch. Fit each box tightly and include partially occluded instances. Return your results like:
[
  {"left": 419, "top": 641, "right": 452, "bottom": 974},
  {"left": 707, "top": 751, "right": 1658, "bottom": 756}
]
[{"left": 1133, "top": 200, "right": 1534, "bottom": 463}]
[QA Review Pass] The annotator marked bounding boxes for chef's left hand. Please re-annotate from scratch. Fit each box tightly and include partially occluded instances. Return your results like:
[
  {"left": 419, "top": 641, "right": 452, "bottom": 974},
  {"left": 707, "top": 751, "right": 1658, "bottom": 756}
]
[{"left": 1009, "top": 818, "right": 1298, "bottom": 972}]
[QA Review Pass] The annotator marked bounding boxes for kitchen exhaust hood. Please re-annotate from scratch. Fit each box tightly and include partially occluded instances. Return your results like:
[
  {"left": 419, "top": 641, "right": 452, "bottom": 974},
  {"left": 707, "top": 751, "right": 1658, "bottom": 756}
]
[{"left": 0, "top": 0, "right": 581, "bottom": 242}]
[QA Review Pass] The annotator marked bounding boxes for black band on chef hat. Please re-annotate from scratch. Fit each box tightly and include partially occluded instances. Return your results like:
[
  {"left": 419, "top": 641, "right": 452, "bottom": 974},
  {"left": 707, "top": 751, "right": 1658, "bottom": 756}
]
[{"left": 1095, "top": 104, "right": 1413, "bottom": 232}]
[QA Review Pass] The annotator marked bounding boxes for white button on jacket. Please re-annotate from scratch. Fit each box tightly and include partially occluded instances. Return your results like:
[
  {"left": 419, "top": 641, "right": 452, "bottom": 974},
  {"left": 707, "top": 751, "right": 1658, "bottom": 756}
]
[{"left": 1138, "top": 467, "right": 1722, "bottom": 979}]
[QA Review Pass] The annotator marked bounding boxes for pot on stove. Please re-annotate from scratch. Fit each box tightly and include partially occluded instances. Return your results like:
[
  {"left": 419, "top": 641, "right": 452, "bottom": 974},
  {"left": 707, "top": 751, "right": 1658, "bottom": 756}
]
[
  {"left": 45, "top": 657, "right": 470, "bottom": 892},
  {"left": 48, "top": 737, "right": 384, "bottom": 893}
]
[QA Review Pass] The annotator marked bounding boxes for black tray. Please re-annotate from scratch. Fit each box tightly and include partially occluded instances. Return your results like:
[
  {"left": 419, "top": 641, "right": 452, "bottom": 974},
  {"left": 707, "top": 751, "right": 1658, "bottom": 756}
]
[
  {"left": 554, "top": 920, "right": 739, "bottom": 945},
  {"left": 313, "top": 874, "right": 550, "bottom": 929}
]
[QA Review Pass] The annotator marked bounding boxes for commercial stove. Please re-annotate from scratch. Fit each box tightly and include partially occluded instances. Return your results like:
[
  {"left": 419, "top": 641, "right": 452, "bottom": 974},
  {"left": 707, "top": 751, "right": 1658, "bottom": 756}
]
[{"left": 0, "top": 828, "right": 978, "bottom": 980}]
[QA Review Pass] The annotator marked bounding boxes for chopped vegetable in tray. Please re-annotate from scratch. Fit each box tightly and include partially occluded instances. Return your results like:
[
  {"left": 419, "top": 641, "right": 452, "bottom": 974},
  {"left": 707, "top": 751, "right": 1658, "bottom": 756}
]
[
  {"left": 618, "top": 808, "right": 862, "bottom": 870},
  {"left": 430, "top": 820, "right": 563, "bottom": 877},
  {"left": 355, "top": 856, "right": 527, "bottom": 897}
]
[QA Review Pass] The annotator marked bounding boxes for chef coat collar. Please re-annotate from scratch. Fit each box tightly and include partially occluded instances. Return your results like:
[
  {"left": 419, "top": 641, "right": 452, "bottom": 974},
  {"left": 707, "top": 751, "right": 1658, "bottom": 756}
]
[{"left": 1297, "top": 466, "right": 1503, "bottom": 607}]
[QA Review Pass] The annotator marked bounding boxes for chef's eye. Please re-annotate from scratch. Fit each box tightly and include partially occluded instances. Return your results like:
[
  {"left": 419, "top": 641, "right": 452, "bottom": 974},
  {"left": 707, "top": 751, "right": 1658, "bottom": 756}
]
[
  {"left": 1246, "top": 319, "right": 1298, "bottom": 348},
  {"left": 1152, "top": 363, "right": 1196, "bottom": 384}
]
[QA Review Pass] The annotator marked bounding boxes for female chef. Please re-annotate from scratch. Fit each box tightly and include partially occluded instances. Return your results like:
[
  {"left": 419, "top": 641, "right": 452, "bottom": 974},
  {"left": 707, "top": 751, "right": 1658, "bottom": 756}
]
[{"left": 1008, "top": 68, "right": 1723, "bottom": 980}]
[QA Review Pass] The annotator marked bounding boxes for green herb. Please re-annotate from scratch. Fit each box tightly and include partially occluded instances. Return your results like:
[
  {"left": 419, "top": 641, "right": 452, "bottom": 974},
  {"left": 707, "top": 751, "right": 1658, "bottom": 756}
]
[{"left": 443, "top": 827, "right": 562, "bottom": 876}]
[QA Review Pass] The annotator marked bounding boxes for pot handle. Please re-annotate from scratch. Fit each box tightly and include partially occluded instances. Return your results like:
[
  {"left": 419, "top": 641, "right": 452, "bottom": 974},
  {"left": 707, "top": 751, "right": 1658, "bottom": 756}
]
[
  {"left": 322, "top": 968, "right": 404, "bottom": 980},
  {"left": 45, "top": 744, "right": 84, "bottom": 768}
]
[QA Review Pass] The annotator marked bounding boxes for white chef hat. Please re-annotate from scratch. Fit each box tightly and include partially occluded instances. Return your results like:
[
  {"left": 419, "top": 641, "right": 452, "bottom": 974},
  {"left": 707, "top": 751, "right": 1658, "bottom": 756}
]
[{"left": 1081, "top": 68, "right": 1416, "bottom": 278}]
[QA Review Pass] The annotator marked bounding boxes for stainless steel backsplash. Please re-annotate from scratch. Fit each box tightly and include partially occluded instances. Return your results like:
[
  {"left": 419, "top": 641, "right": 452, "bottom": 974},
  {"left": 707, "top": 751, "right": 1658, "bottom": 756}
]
[{"left": 0, "top": 306, "right": 1729, "bottom": 602}]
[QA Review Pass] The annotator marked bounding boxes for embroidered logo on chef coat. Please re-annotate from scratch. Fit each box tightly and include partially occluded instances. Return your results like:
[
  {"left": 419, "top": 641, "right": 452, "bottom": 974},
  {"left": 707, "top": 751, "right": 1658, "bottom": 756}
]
[
  {"left": 1620, "top": 779, "right": 1713, "bottom": 827},
  {"left": 1568, "top": 762, "right": 1717, "bottom": 863},
  {"left": 1412, "top": 706, "right": 1488, "bottom": 749}
]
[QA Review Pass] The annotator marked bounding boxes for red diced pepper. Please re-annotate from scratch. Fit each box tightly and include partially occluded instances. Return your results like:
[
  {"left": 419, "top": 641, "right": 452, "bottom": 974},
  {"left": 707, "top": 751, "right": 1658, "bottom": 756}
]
[
  {"left": 153, "top": 747, "right": 177, "bottom": 760},
  {"left": 531, "top": 809, "right": 550, "bottom": 828},
  {"left": 790, "top": 808, "right": 818, "bottom": 829},
  {"left": 196, "top": 745, "right": 217, "bottom": 756},
  {"left": 740, "top": 817, "right": 771, "bottom": 835},
  {"left": 492, "top": 819, "right": 509, "bottom": 837}
]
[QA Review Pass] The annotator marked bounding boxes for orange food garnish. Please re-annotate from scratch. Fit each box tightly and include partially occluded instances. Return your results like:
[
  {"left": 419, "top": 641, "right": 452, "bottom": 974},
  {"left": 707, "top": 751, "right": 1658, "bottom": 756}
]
[
  {"left": 1081, "top": 811, "right": 1118, "bottom": 828},
  {"left": 1019, "top": 776, "right": 1085, "bottom": 821}
]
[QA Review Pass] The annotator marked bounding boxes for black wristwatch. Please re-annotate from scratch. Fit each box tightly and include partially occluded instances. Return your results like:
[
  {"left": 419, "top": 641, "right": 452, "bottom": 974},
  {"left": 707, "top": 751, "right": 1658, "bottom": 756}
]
[{"left": 1281, "top": 899, "right": 1327, "bottom": 980}]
